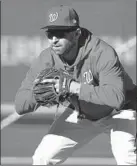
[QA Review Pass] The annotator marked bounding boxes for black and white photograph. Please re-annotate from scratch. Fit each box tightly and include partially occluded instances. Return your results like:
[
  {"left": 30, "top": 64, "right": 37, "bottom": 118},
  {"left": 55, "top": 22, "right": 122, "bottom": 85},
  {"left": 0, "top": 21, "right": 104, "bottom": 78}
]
[{"left": 1, "top": 0, "right": 136, "bottom": 165}]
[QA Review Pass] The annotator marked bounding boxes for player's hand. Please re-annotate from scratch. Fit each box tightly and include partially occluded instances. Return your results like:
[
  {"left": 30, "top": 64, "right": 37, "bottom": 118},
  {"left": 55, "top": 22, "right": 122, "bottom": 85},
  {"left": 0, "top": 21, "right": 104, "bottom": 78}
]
[
  {"left": 70, "top": 81, "right": 81, "bottom": 95},
  {"left": 38, "top": 72, "right": 81, "bottom": 96},
  {"left": 42, "top": 79, "right": 81, "bottom": 95},
  {"left": 41, "top": 71, "right": 80, "bottom": 95},
  {"left": 53, "top": 80, "right": 81, "bottom": 95}
]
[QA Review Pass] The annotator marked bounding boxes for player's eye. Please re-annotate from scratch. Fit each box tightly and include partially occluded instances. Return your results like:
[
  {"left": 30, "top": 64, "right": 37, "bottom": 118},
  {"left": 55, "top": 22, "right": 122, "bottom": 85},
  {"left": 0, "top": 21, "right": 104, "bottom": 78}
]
[
  {"left": 45, "top": 29, "right": 76, "bottom": 39},
  {"left": 45, "top": 31, "right": 66, "bottom": 39}
]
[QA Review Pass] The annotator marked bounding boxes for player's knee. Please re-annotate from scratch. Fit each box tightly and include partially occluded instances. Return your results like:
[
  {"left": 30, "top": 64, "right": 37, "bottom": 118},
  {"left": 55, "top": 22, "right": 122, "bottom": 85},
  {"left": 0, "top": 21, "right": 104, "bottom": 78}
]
[
  {"left": 32, "top": 147, "right": 67, "bottom": 165},
  {"left": 32, "top": 155, "right": 64, "bottom": 165},
  {"left": 32, "top": 147, "right": 49, "bottom": 165},
  {"left": 49, "top": 158, "right": 67, "bottom": 165},
  {"left": 32, "top": 136, "right": 61, "bottom": 165},
  {"left": 32, "top": 134, "right": 72, "bottom": 165},
  {"left": 112, "top": 147, "right": 136, "bottom": 165},
  {"left": 32, "top": 154, "right": 49, "bottom": 165}
]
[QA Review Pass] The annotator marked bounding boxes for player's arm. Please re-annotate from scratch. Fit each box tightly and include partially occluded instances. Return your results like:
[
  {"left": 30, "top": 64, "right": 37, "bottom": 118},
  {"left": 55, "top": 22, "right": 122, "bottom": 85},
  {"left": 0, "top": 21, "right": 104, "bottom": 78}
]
[
  {"left": 15, "top": 57, "right": 42, "bottom": 115},
  {"left": 15, "top": 50, "right": 51, "bottom": 115},
  {"left": 70, "top": 46, "right": 125, "bottom": 110}
]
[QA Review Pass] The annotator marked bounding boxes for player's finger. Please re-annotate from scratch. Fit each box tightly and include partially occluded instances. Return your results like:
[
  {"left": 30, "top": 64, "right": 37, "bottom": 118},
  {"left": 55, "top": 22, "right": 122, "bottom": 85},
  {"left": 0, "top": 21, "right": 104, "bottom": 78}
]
[
  {"left": 41, "top": 79, "right": 56, "bottom": 83},
  {"left": 54, "top": 83, "right": 59, "bottom": 93}
]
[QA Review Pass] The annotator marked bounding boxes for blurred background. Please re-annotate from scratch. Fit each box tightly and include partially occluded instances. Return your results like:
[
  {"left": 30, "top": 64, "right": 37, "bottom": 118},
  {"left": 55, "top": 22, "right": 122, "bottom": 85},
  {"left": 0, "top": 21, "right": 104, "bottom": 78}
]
[{"left": 1, "top": 0, "right": 136, "bottom": 165}]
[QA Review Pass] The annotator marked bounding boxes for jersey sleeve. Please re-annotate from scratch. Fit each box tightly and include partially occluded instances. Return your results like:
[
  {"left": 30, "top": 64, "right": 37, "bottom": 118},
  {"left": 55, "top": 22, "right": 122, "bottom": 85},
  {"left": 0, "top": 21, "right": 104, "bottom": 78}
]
[
  {"left": 15, "top": 50, "right": 52, "bottom": 115},
  {"left": 79, "top": 46, "right": 125, "bottom": 110}
]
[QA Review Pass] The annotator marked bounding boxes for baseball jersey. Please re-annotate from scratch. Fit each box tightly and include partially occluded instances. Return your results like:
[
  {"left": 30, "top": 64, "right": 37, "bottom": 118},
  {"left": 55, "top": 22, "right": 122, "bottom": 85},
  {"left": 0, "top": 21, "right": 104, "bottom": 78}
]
[{"left": 15, "top": 28, "right": 136, "bottom": 120}]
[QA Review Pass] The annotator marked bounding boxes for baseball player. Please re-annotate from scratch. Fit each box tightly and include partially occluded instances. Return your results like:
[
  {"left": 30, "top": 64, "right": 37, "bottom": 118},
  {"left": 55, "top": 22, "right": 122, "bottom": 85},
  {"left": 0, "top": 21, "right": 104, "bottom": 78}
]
[{"left": 15, "top": 5, "right": 136, "bottom": 165}]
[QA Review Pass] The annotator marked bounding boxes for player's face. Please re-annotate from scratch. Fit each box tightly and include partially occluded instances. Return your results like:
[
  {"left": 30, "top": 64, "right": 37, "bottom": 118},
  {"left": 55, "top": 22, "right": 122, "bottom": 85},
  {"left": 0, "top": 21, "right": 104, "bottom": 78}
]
[{"left": 46, "top": 29, "right": 77, "bottom": 55}]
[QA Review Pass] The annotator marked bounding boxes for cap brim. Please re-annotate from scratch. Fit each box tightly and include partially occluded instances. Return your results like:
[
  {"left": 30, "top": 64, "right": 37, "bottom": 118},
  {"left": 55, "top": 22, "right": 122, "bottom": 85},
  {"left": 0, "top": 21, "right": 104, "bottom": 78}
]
[{"left": 41, "top": 26, "right": 79, "bottom": 31}]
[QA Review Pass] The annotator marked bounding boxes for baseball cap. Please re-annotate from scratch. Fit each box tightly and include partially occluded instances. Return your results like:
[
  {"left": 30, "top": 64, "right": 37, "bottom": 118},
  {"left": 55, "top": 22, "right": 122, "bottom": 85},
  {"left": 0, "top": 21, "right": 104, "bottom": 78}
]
[{"left": 41, "top": 5, "right": 80, "bottom": 31}]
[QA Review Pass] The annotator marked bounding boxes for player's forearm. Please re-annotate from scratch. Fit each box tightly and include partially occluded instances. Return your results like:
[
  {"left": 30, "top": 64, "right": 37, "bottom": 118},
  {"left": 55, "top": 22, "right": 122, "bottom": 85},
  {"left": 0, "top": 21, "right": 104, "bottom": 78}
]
[
  {"left": 70, "top": 81, "right": 125, "bottom": 109},
  {"left": 79, "top": 83, "right": 125, "bottom": 110},
  {"left": 15, "top": 89, "right": 37, "bottom": 115}
]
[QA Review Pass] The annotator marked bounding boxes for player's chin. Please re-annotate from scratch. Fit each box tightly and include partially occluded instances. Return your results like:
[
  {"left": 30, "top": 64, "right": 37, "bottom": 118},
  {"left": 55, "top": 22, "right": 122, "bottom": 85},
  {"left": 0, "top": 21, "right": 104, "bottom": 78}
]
[{"left": 52, "top": 47, "right": 65, "bottom": 55}]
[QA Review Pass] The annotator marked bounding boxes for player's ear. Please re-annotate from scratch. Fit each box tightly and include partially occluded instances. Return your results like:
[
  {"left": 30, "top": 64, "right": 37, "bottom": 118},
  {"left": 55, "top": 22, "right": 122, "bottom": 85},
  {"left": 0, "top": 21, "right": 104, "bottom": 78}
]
[{"left": 75, "top": 28, "right": 81, "bottom": 39}]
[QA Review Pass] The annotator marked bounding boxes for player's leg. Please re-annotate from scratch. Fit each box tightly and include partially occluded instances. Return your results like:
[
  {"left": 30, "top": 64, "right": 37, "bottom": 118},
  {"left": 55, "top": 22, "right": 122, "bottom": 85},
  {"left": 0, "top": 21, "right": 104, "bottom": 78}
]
[
  {"left": 32, "top": 107, "right": 105, "bottom": 165},
  {"left": 32, "top": 134, "right": 78, "bottom": 165},
  {"left": 110, "top": 109, "right": 136, "bottom": 165}
]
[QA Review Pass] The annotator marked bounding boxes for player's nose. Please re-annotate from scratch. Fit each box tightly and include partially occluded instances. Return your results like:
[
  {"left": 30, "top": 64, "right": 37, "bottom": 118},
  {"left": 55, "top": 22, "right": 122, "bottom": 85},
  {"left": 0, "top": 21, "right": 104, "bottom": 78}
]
[{"left": 52, "top": 36, "right": 59, "bottom": 43}]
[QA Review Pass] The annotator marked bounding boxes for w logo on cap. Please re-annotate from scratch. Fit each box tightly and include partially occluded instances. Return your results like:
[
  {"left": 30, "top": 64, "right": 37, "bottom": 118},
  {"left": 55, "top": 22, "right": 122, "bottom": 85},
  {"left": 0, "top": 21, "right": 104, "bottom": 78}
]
[{"left": 49, "top": 12, "right": 58, "bottom": 22}]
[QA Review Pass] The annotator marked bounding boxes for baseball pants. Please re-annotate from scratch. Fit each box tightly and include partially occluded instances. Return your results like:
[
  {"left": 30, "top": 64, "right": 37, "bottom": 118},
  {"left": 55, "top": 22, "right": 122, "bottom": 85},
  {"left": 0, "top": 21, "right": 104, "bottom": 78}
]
[{"left": 32, "top": 107, "right": 136, "bottom": 165}]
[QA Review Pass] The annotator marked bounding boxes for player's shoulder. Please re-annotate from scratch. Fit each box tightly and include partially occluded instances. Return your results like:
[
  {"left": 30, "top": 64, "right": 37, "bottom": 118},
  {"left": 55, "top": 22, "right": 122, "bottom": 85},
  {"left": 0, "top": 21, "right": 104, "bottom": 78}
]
[
  {"left": 38, "top": 47, "right": 54, "bottom": 65},
  {"left": 38, "top": 47, "right": 52, "bottom": 61},
  {"left": 31, "top": 47, "right": 53, "bottom": 70},
  {"left": 92, "top": 35, "right": 118, "bottom": 61}
]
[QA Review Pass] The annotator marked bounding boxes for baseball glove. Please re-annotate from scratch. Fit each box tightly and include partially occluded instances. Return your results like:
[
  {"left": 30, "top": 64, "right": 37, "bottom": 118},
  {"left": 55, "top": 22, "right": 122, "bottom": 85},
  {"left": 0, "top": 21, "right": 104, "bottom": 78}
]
[{"left": 33, "top": 67, "right": 74, "bottom": 107}]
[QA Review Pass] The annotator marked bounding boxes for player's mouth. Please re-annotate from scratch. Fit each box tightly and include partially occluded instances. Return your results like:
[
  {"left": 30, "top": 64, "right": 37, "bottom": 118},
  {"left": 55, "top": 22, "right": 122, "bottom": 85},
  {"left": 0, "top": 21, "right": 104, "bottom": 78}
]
[
  {"left": 52, "top": 45, "right": 61, "bottom": 48},
  {"left": 52, "top": 45, "right": 62, "bottom": 50}
]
